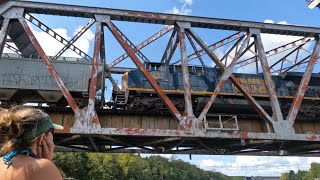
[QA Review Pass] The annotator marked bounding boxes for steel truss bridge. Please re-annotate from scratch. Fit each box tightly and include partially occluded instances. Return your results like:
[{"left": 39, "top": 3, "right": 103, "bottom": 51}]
[{"left": 1, "top": 1, "right": 320, "bottom": 156}]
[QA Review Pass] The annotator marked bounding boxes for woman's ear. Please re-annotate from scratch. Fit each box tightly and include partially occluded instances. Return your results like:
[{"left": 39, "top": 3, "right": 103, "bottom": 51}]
[{"left": 37, "top": 133, "right": 45, "bottom": 146}]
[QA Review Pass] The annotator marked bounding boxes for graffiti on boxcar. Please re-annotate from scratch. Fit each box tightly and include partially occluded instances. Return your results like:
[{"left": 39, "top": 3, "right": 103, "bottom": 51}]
[{"left": 0, "top": 73, "right": 81, "bottom": 90}]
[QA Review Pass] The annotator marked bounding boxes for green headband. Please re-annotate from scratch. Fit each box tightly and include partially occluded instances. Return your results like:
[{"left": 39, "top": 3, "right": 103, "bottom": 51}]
[{"left": 21, "top": 117, "right": 63, "bottom": 142}]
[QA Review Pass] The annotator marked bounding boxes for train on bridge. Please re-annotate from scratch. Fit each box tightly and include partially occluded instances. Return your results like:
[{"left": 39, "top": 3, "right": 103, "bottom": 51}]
[
  {"left": 111, "top": 62, "right": 320, "bottom": 117},
  {"left": 1, "top": 56, "right": 320, "bottom": 118}
]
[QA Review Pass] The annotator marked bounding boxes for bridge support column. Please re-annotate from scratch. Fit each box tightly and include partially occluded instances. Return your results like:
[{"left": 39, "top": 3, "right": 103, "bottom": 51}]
[{"left": 250, "top": 28, "right": 296, "bottom": 137}]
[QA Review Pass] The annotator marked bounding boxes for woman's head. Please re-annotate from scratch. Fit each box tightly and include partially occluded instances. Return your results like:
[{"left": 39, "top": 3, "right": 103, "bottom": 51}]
[{"left": 0, "top": 107, "right": 63, "bottom": 156}]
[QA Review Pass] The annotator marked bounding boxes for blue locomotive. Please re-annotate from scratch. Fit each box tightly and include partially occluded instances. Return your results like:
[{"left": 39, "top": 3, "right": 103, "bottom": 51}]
[{"left": 112, "top": 62, "right": 320, "bottom": 117}]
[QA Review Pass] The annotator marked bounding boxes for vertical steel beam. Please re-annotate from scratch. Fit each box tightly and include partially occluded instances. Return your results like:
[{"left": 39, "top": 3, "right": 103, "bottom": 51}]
[
  {"left": 100, "top": 27, "right": 106, "bottom": 103},
  {"left": 286, "top": 35, "right": 320, "bottom": 122},
  {"left": 177, "top": 22, "right": 193, "bottom": 117},
  {"left": 18, "top": 18, "right": 78, "bottom": 111},
  {"left": 255, "top": 44, "right": 259, "bottom": 74},
  {"left": 85, "top": 15, "right": 105, "bottom": 125},
  {"left": 252, "top": 28, "right": 283, "bottom": 121},
  {"left": 105, "top": 19, "right": 182, "bottom": 121},
  {"left": 0, "top": 18, "right": 10, "bottom": 56},
  {"left": 187, "top": 28, "right": 274, "bottom": 124},
  {"left": 89, "top": 19, "right": 102, "bottom": 103}
]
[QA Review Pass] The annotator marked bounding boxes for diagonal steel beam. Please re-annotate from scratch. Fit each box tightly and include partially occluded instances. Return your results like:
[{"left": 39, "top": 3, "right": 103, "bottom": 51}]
[
  {"left": 24, "top": 13, "right": 92, "bottom": 60},
  {"left": 165, "top": 33, "right": 179, "bottom": 65},
  {"left": 140, "top": 137, "right": 182, "bottom": 146},
  {"left": 19, "top": 18, "right": 78, "bottom": 111},
  {"left": 105, "top": 70, "right": 120, "bottom": 91},
  {"left": 110, "top": 21, "right": 149, "bottom": 63},
  {"left": 173, "top": 32, "right": 243, "bottom": 65},
  {"left": 213, "top": 34, "right": 246, "bottom": 68},
  {"left": 286, "top": 35, "right": 320, "bottom": 123},
  {"left": 110, "top": 25, "right": 173, "bottom": 67},
  {"left": 252, "top": 28, "right": 283, "bottom": 121},
  {"left": 163, "top": 140, "right": 184, "bottom": 153},
  {"left": 185, "top": 30, "right": 205, "bottom": 67},
  {"left": 187, "top": 28, "right": 274, "bottom": 124},
  {"left": 277, "top": 55, "right": 313, "bottom": 75},
  {"left": 161, "top": 28, "right": 177, "bottom": 63},
  {"left": 197, "top": 32, "right": 252, "bottom": 121},
  {"left": 235, "top": 37, "right": 313, "bottom": 70},
  {"left": 52, "top": 18, "right": 95, "bottom": 60},
  {"left": 269, "top": 43, "right": 307, "bottom": 70},
  {"left": 105, "top": 19, "right": 182, "bottom": 122},
  {"left": 97, "top": 135, "right": 131, "bottom": 146},
  {"left": 0, "top": 18, "right": 11, "bottom": 56},
  {"left": 4, "top": 43, "right": 22, "bottom": 55},
  {"left": 88, "top": 137, "right": 99, "bottom": 152}
]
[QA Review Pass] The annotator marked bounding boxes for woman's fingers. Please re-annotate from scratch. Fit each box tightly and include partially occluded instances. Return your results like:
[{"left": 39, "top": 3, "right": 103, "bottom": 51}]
[
  {"left": 41, "top": 137, "right": 50, "bottom": 159},
  {"left": 37, "top": 145, "right": 43, "bottom": 158},
  {"left": 41, "top": 134, "right": 55, "bottom": 160},
  {"left": 44, "top": 134, "right": 55, "bottom": 152}
]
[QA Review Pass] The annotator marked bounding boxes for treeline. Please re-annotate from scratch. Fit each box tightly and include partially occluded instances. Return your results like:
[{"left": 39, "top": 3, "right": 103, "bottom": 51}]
[
  {"left": 53, "top": 153, "right": 230, "bottom": 180},
  {"left": 281, "top": 162, "right": 320, "bottom": 180}
]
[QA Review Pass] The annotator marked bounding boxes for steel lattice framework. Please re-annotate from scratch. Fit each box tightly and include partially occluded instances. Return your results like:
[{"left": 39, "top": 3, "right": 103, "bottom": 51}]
[{"left": 1, "top": 1, "right": 320, "bottom": 156}]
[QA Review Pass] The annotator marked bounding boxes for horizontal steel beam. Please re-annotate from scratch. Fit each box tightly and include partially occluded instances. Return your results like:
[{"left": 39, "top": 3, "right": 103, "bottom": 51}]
[
  {"left": 47, "top": 110, "right": 320, "bottom": 141},
  {"left": 1, "top": 1, "right": 320, "bottom": 36}
]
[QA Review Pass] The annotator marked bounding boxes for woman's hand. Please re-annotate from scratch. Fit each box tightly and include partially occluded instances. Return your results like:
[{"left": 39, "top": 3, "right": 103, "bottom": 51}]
[{"left": 37, "top": 132, "right": 55, "bottom": 160}]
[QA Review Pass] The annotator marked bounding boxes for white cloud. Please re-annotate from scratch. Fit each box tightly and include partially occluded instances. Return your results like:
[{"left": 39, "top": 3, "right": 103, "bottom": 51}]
[
  {"left": 4, "top": 26, "right": 94, "bottom": 58},
  {"left": 166, "top": 0, "right": 193, "bottom": 15},
  {"left": 200, "top": 156, "right": 320, "bottom": 176},
  {"left": 167, "top": 5, "right": 192, "bottom": 15},
  {"left": 218, "top": 19, "right": 311, "bottom": 74},
  {"left": 179, "top": 0, "right": 192, "bottom": 6},
  {"left": 264, "top": 19, "right": 275, "bottom": 24}
]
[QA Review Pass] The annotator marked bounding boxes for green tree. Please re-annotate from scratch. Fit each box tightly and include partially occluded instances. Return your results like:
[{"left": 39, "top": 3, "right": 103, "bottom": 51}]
[
  {"left": 296, "top": 170, "right": 308, "bottom": 180},
  {"left": 53, "top": 152, "right": 90, "bottom": 180},
  {"left": 87, "top": 153, "right": 121, "bottom": 180},
  {"left": 288, "top": 170, "right": 298, "bottom": 180},
  {"left": 306, "top": 162, "right": 320, "bottom": 179},
  {"left": 54, "top": 153, "right": 231, "bottom": 180},
  {"left": 280, "top": 173, "right": 289, "bottom": 180}
]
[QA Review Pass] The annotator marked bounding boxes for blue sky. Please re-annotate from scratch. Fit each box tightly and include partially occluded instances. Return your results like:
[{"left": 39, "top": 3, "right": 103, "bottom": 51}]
[{"left": 16, "top": 0, "right": 320, "bottom": 177}]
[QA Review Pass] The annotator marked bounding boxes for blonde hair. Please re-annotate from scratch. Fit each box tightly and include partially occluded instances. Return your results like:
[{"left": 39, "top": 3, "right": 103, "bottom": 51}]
[{"left": 0, "top": 106, "right": 49, "bottom": 156}]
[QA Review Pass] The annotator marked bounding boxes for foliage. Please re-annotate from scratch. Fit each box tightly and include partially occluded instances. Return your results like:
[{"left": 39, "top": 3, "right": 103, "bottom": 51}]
[
  {"left": 53, "top": 153, "right": 230, "bottom": 180},
  {"left": 280, "top": 162, "right": 320, "bottom": 180}
]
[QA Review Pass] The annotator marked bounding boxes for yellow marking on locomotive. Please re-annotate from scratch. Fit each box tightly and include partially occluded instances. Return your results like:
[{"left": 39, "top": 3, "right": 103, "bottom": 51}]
[{"left": 126, "top": 87, "right": 320, "bottom": 100}]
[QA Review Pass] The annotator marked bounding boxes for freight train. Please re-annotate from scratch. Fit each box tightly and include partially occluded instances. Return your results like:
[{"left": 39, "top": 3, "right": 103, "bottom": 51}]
[
  {"left": 111, "top": 62, "right": 320, "bottom": 117},
  {"left": 1, "top": 54, "right": 320, "bottom": 117},
  {"left": 0, "top": 54, "right": 103, "bottom": 106}
]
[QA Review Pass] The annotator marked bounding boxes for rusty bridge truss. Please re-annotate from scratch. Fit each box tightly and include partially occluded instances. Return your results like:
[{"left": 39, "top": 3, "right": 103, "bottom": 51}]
[{"left": 1, "top": 1, "right": 320, "bottom": 156}]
